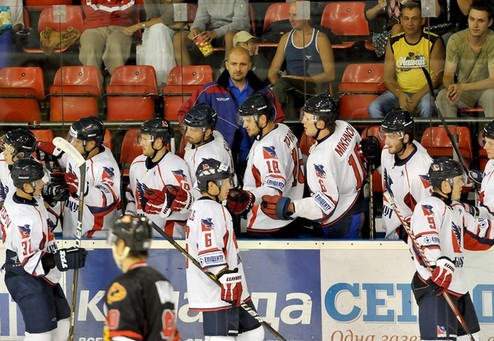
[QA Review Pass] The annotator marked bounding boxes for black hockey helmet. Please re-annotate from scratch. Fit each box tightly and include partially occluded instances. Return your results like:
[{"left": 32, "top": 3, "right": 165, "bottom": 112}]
[
  {"left": 11, "top": 158, "right": 45, "bottom": 189},
  {"left": 0, "top": 128, "right": 36, "bottom": 156},
  {"left": 69, "top": 116, "right": 105, "bottom": 146},
  {"left": 381, "top": 109, "right": 414, "bottom": 136},
  {"left": 141, "top": 118, "right": 173, "bottom": 143},
  {"left": 483, "top": 120, "right": 494, "bottom": 140},
  {"left": 429, "top": 157, "right": 463, "bottom": 188},
  {"left": 238, "top": 93, "right": 276, "bottom": 121},
  {"left": 110, "top": 215, "right": 152, "bottom": 251},
  {"left": 184, "top": 104, "right": 218, "bottom": 129},
  {"left": 196, "top": 158, "right": 232, "bottom": 191},
  {"left": 301, "top": 94, "right": 338, "bottom": 124}
]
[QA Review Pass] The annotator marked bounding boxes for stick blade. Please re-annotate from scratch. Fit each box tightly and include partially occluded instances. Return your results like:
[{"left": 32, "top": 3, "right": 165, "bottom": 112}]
[{"left": 53, "top": 137, "right": 85, "bottom": 168}]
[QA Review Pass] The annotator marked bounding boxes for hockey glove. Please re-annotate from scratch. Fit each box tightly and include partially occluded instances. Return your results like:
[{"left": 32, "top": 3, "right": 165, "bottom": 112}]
[
  {"left": 162, "top": 185, "right": 192, "bottom": 216},
  {"left": 41, "top": 252, "right": 56, "bottom": 274},
  {"left": 42, "top": 172, "right": 70, "bottom": 204},
  {"left": 143, "top": 186, "right": 167, "bottom": 215},
  {"left": 468, "top": 169, "right": 483, "bottom": 189},
  {"left": 426, "top": 256, "right": 455, "bottom": 296},
  {"left": 55, "top": 247, "right": 88, "bottom": 271},
  {"left": 360, "top": 137, "right": 381, "bottom": 169},
  {"left": 261, "top": 195, "right": 293, "bottom": 220},
  {"left": 36, "top": 141, "right": 63, "bottom": 161},
  {"left": 226, "top": 188, "right": 255, "bottom": 215},
  {"left": 60, "top": 172, "right": 79, "bottom": 195},
  {"left": 218, "top": 268, "right": 243, "bottom": 306}
]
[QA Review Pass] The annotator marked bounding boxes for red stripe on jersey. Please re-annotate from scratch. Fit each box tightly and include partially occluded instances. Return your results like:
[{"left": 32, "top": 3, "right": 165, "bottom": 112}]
[{"left": 109, "top": 330, "right": 143, "bottom": 340}]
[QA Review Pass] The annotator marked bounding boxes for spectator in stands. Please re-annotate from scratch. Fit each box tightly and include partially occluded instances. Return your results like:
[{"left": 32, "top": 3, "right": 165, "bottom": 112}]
[
  {"left": 0, "top": 0, "right": 25, "bottom": 69},
  {"left": 79, "top": 0, "right": 136, "bottom": 82},
  {"left": 436, "top": 1, "right": 494, "bottom": 117},
  {"left": 124, "top": 0, "right": 186, "bottom": 85},
  {"left": 365, "top": 0, "right": 403, "bottom": 58},
  {"left": 368, "top": 1, "right": 445, "bottom": 118},
  {"left": 233, "top": 31, "right": 269, "bottom": 83},
  {"left": 178, "top": 47, "right": 284, "bottom": 177},
  {"left": 174, "top": 0, "right": 250, "bottom": 66},
  {"left": 268, "top": 0, "right": 335, "bottom": 121}
]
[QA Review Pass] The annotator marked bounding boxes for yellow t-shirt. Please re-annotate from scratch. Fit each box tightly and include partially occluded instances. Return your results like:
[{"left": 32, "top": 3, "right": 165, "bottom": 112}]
[{"left": 390, "top": 30, "right": 440, "bottom": 93}]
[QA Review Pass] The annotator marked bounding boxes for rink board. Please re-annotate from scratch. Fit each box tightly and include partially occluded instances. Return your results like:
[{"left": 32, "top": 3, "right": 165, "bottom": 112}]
[{"left": 1, "top": 240, "right": 494, "bottom": 340}]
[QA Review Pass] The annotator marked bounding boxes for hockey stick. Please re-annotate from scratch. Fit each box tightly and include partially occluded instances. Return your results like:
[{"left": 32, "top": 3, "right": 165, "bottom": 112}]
[
  {"left": 150, "top": 222, "right": 288, "bottom": 341},
  {"left": 383, "top": 192, "right": 475, "bottom": 341},
  {"left": 53, "top": 137, "right": 87, "bottom": 341}
]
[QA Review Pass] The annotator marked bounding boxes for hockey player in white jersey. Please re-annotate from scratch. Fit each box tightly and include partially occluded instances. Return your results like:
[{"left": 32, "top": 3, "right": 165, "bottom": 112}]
[
  {"left": 226, "top": 93, "right": 304, "bottom": 237},
  {"left": 183, "top": 104, "right": 235, "bottom": 189},
  {"left": 186, "top": 158, "right": 264, "bottom": 340},
  {"left": 409, "top": 157, "right": 494, "bottom": 340},
  {"left": 125, "top": 118, "right": 193, "bottom": 239},
  {"left": 36, "top": 117, "right": 121, "bottom": 238},
  {"left": 362, "top": 109, "right": 433, "bottom": 240},
  {"left": 1, "top": 159, "right": 86, "bottom": 341},
  {"left": 261, "top": 94, "right": 367, "bottom": 238},
  {"left": 474, "top": 120, "right": 494, "bottom": 218}
]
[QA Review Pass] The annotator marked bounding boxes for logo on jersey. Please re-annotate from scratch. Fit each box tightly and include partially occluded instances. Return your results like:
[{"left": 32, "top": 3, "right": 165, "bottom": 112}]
[
  {"left": 18, "top": 224, "right": 31, "bottom": 238},
  {"left": 102, "top": 166, "right": 116, "bottom": 182},
  {"left": 262, "top": 146, "right": 278, "bottom": 159},
  {"left": 436, "top": 325, "right": 447, "bottom": 338},
  {"left": 172, "top": 170, "right": 188, "bottom": 184},
  {"left": 419, "top": 174, "right": 431, "bottom": 189},
  {"left": 314, "top": 164, "right": 326, "bottom": 179},
  {"left": 201, "top": 218, "right": 214, "bottom": 232},
  {"left": 421, "top": 204, "right": 434, "bottom": 216},
  {"left": 384, "top": 169, "right": 394, "bottom": 195},
  {"left": 451, "top": 221, "right": 462, "bottom": 252},
  {"left": 136, "top": 181, "right": 147, "bottom": 210},
  {"left": 107, "top": 282, "right": 127, "bottom": 304}
]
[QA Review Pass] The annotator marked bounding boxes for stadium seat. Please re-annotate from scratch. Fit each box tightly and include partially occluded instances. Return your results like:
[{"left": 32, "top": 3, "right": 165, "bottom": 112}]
[
  {"left": 259, "top": 2, "right": 291, "bottom": 47},
  {"left": 0, "top": 67, "right": 45, "bottom": 123},
  {"left": 162, "top": 65, "right": 214, "bottom": 121},
  {"left": 23, "top": 5, "right": 84, "bottom": 54},
  {"left": 103, "top": 129, "right": 113, "bottom": 150},
  {"left": 361, "top": 125, "right": 385, "bottom": 193},
  {"left": 420, "top": 126, "right": 473, "bottom": 167},
  {"left": 321, "top": 2, "right": 372, "bottom": 49},
  {"left": 120, "top": 129, "right": 142, "bottom": 177},
  {"left": 31, "top": 129, "right": 54, "bottom": 143},
  {"left": 25, "top": 0, "right": 72, "bottom": 6},
  {"left": 49, "top": 66, "right": 102, "bottom": 121},
  {"left": 338, "top": 63, "right": 385, "bottom": 119},
  {"left": 106, "top": 65, "right": 159, "bottom": 121}
]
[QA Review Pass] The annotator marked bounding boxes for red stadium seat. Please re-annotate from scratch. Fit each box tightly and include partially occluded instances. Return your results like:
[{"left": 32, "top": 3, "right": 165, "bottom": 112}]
[
  {"left": 120, "top": 129, "right": 142, "bottom": 177},
  {"left": 31, "top": 129, "right": 54, "bottom": 143},
  {"left": 49, "top": 66, "right": 102, "bottom": 121},
  {"left": 0, "top": 67, "right": 45, "bottom": 123},
  {"left": 23, "top": 5, "right": 84, "bottom": 54},
  {"left": 103, "top": 129, "right": 113, "bottom": 150},
  {"left": 106, "top": 65, "right": 159, "bottom": 121},
  {"left": 421, "top": 126, "right": 473, "bottom": 167},
  {"left": 263, "top": 2, "right": 290, "bottom": 32},
  {"left": 338, "top": 63, "right": 385, "bottom": 119},
  {"left": 321, "top": 2, "right": 372, "bottom": 49},
  {"left": 25, "top": 0, "right": 72, "bottom": 6},
  {"left": 162, "top": 65, "right": 214, "bottom": 121}
]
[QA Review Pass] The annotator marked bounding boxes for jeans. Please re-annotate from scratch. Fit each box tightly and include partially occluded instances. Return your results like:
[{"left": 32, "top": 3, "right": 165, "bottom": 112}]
[{"left": 368, "top": 90, "right": 437, "bottom": 118}]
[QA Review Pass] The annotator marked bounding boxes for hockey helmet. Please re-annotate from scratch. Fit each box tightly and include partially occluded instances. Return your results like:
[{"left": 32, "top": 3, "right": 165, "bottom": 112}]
[
  {"left": 381, "top": 109, "right": 414, "bottom": 136},
  {"left": 110, "top": 215, "right": 152, "bottom": 251},
  {"left": 141, "top": 118, "right": 173, "bottom": 143},
  {"left": 238, "top": 93, "right": 276, "bottom": 121},
  {"left": 11, "top": 158, "right": 46, "bottom": 189},
  {"left": 184, "top": 104, "right": 218, "bottom": 129},
  {"left": 483, "top": 120, "right": 494, "bottom": 140},
  {"left": 196, "top": 158, "right": 232, "bottom": 191},
  {"left": 429, "top": 157, "right": 463, "bottom": 188},
  {"left": 0, "top": 128, "right": 36, "bottom": 156},
  {"left": 301, "top": 94, "right": 338, "bottom": 124},
  {"left": 69, "top": 116, "right": 105, "bottom": 146}
]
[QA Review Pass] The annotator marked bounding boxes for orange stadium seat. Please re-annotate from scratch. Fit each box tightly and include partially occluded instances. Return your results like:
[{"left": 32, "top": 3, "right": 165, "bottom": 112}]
[
  {"left": 25, "top": 0, "right": 72, "bottom": 6},
  {"left": 23, "top": 5, "right": 84, "bottom": 54},
  {"left": 361, "top": 125, "right": 385, "bottom": 193},
  {"left": 162, "top": 65, "right": 214, "bottom": 121},
  {"left": 106, "top": 65, "right": 159, "bottom": 121},
  {"left": 321, "top": 2, "right": 372, "bottom": 50},
  {"left": 120, "top": 129, "right": 142, "bottom": 177},
  {"left": 259, "top": 2, "right": 291, "bottom": 47},
  {"left": 49, "top": 66, "right": 102, "bottom": 121},
  {"left": 31, "top": 129, "right": 54, "bottom": 143},
  {"left": 0, "top": 67, "right": 45, "bottom": 123},
  {"left": 338, "top": 63, "right": 385, "bottom": 119},
  {"left": 421, "top": 126, "right": 473, "bottom": 167},
  {"left": 103, "top": 129, "right": 113, "bottom": 150}
]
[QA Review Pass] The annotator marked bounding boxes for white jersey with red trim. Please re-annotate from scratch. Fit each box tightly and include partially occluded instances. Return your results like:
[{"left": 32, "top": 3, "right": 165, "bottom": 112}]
[
  {"left": 381, "top": 141, "right": 433, "bottom": 239},
  {"left": 479, "top": 159, "right": 494, "bottom": 218},
  {"left": 292, "top": 120, "right": 366, "bottom": 226},
  {"left": 1, "top": 195, "right": 61, "bottom": 284},
  {"left": 410, "top": 195, "right": 494, "bottom": 295},
  {"left": 0, "top": 152, "right": 13, "bottom": 205},
  {"left": 186, "top": 197, "right": 250, "bottom": 311},
  {"left": 184, "top": 131, "right": 234, "bottom": 187},
  {"left": 126, "top": 152, "right": 192, "bottom": 239},
  {"left": 59, "top": 146, "right": 121, "bottom": 238},
  {"left": 243, "top": 124, "right": 304, "bottom": 232}
]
